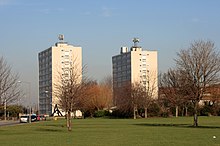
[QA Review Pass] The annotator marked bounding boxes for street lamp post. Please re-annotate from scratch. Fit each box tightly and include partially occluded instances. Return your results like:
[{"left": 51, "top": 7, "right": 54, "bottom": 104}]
[
  {"left": 45, "top": 90, "right": 51, "bottom": 116},
  {"left": 44, "top": 91, "right": 48, "bottom": 115},
  {"left": 18, "top": 81, "right": 31, "bottom": 123},
  {"left": 4, "top": 98, "right": 6, "bottom": 121}
]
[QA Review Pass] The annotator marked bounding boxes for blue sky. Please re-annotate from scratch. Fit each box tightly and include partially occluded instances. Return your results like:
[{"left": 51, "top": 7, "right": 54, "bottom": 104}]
[{"left": 1, "top": 0, "right": 220, "bottom": 105}]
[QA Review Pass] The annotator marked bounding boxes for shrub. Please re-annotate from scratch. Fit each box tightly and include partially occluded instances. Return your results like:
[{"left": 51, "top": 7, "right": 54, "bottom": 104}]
[
  {"left": 148, "top": 102, "right": 160, "bottom": 117},
  {"left": 94, "top": 110, "right": 109, "bottom": 117},
  {"left": 200, "top": 105, "right": 212, "bottom": 116},
  {"left": 110, "top": 109, "right": 133, "bottom": 118}
]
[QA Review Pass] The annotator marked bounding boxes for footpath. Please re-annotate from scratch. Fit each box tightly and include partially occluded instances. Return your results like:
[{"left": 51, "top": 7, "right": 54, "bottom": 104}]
[{"left": 0, "top": 120, "right": 19, "bottom": 126}]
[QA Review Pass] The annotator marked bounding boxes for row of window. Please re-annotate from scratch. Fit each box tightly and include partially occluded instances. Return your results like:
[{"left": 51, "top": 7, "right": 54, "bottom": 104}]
[
  {"left": 112, "top": 54, "right": 131, "bottom": 61},
  {"left": 113, "top": 65, "right": 131, "bottom": 72},
  {"left": 39, "top": 80, "right": 52, "bottom": 86},
  {"left": 39, "top": 69, "right": 52, "bottom": 76},
  {"left": 61, "top": 49, "right": 73, "bottom": 52},
  {"left": 39, "top": 49, "right": 52, "bottom": 59},
  {"left": 113, "top": 59, "right": 131, "bottom": 66},
  {"left": 38, "top": 56, "right": 51, "bottom": 62},
  {"left": 39, "top": 87, "right": 51, "bottom": 95},
  {"left": 141, "top": 64, "right": 150, "bottom": 67},
  {"left": 39, "top": 63, "right": 52, "bottom": 70},
  {"left": 39, "top": 73, "right": 52, "bottom": 81},
  {"left": 112, "top": 53, "right": 149, "bottom": 60},
  {"left": 113, "top": 76, "right": 131, "bottom": 82},
  {"left": 113, "top": 69, "right": 131, "bottom": 77},
  {"left": 113, "top": 80, "right": 131, "bottom": 88}
]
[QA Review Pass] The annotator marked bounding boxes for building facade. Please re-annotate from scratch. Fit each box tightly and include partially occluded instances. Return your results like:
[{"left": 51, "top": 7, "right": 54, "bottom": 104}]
[
  {"left": 112, "top": 38, "right": 158, "bottom": 105},
  {"left": 38, "top": 35, "right": 82, "bottom": 115}
]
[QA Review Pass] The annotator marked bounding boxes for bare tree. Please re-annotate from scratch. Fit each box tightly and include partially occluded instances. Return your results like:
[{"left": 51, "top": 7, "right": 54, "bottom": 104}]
[
  {"left": 79, "top": 81, "right": 97, "bottom": 117},
  {"left": 53, "top": 60, "right": 86, "bottom": 131},
  {"left": 175, "top": 40, "right": 220, "bottom": 126},
  {"left": 131, "top": 83, "right": 143, "bottom": 119},
  {"left": 86, "top": 82, "right": 106, "bottom": 111},
  {"left": 100, "top": 76, "right": 112, "bottom": 88},
  {"left": 99, "top": 76, "right": 113, "bottom": 110},
  {"left": 0, "top": 56, "right": 21, "bottom": 106},
  {"left": 115, "top": 83, "right": 134, "bottom": 117},
  {"left": 142, "top": 74, "right": 158, "bottom": 118},
  {"left": 160, "top": 69, "right": 187, "bottom": 117},
  {"left": 115, "top": 82, "right": 145, "bottom": 119},
  {"left": 80, "top": 77, "right": 113, "bottom": 117}
]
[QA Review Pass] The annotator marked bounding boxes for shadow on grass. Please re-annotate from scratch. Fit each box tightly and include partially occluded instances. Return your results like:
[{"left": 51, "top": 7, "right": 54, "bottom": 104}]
[
  {"left": 44, "top": 124, "right": 65, "bottom": 127},
  {"left": 36, "top": 128, "right": 63, "bottom": 132},
  {"left": 134, "top": 123, "right": 220, "bottom": 129},
  {"left": 35, "top": 123, "right": 67, "bottom": 132}
]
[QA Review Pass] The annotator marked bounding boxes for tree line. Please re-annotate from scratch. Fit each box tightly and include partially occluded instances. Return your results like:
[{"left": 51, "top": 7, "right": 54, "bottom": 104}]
[
  {"left": 1, "top": 40, "right": 220, "bottom": 130},
  {"left": 54, "top": 40, "right": 220, "bottom": 131},
  {"left": 160, "top": 40, "right": 220, "bottom": 126},
  {"left": 0, "top": 56, "right": 23, "bottom": 119},
  {"left": 115, "top": 40, "right": 220, "bottom": 127}
]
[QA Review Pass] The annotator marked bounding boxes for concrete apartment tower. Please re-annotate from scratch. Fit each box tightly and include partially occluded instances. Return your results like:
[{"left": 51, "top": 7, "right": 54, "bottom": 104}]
[
  {"left": 112, "top": 38, "right": 158, "bottom": 105},
  {"left": 38, "top": 35, "right": 82, "bottom": 115}
]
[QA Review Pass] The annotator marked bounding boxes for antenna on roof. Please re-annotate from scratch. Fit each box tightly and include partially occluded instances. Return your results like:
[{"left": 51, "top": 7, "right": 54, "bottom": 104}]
[
  {"left": 58, "top": 34, "right": 64, "bottom": 41},
  {"left": 133, "top": 38, "right": 140, "bottom": 47}
]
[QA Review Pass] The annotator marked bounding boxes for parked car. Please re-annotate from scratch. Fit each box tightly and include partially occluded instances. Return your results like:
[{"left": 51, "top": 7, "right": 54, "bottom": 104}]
[
  {"left": 31, "top": 115, "right": 37, "bottom": 122},
  {"left": 37, "top": 115, "right": 46, "bottom": 121},
  {"left": 20, "top": 115, "right": 37, "bottom": 123},
  {"left": 20, "top": 115, "right": 28, "bottom": 123}
]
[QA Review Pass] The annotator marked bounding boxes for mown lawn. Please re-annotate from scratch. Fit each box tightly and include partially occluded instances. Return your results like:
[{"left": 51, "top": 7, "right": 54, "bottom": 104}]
[{"left": 0, "top": 116, "right": 220, "bottom": 146}]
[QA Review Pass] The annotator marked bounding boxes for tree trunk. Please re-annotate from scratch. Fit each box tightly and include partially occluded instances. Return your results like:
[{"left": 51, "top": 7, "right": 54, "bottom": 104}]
[
  {"left": 193, "top": 101, "right": 199, "bottom": 127},
  {"left": 4, "top": 100, "right": 6, "bottom": 121},
  {"left": 144, "top": 107, "right": 148, "bottom": 118},
  {"left": 175, "top": 106, "right": 178, "bottom": 117},
  {"left": 185, "top": 106, "right": 188, "bottom": 117},
  {"left": 133, "top": 105, "right": 137, "bottom": 119},
  {"left": 73, "top": 110, "right": 76, "bottom": 119},
  {"left": 90, "top": 111, "right": 93, "bottom": 118},
  {"left": 181, "top": 107, "right": 184, "bottom": 117},
  {"left": 67, "top": 111, "right": 72, "bottom": 131},
  {"left": 82, "top": 111, "right": 85, "bottom": 119}
]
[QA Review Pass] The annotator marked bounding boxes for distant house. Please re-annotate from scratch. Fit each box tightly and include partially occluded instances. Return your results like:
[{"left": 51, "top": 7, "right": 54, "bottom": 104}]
[
  {"left": 158, "top": 84, "right": 220, "bottom": 105},
  {"left": 201, "top": 84, "right": 220, "bottom": 105}
]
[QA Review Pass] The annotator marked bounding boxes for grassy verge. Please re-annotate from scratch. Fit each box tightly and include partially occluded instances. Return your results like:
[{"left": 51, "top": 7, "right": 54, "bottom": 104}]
[{"left": 0, "top": 116, "right": 220, "bottom": 146}]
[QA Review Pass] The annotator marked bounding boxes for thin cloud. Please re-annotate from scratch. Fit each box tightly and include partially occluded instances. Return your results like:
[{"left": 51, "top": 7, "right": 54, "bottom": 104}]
[
  {"left": 0, "top": 0, "right": 12, "bottom": 6},
  {"left": 38, "top": 8, "right": 64, "bottom": 14},
  {"left": 101, "top": 7, "right": 114, "bottom": 17},
  {"left": 83, "top": 11, "right": 92, "bottom": 16},
  {"left": 192, "top": 18, "right": 200, "bottom": 23},
  {"left": 39, "top": 8, "right": 50, "bottom": 14}
]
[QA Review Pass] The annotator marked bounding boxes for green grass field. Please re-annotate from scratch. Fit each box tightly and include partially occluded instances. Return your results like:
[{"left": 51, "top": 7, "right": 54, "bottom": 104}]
[{"left": 0, "top": 117, "right": 220, "bottom": 146}]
